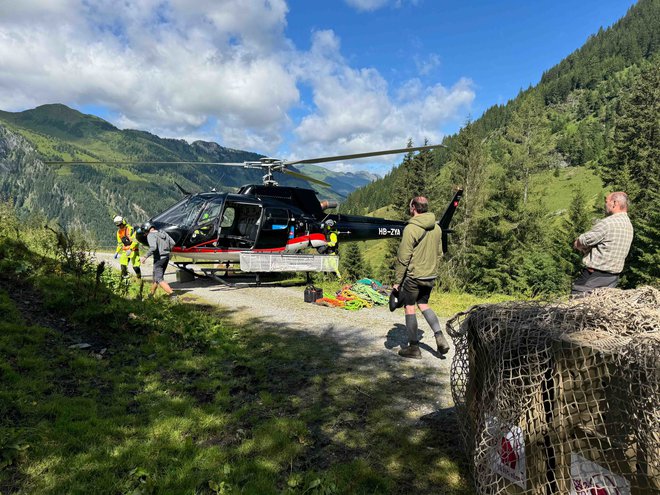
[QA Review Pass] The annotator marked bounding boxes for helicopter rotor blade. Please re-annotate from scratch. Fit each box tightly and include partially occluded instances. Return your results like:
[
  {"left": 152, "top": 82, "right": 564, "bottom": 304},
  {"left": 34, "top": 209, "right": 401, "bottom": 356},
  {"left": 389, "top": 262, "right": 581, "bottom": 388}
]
[
  {"left": 42, "top": 160, "right": 251, "bottom": 166},
  {"left": 281, "top": 169, "right": 331, "bottom": 187},
  {"left": 283, "top": 144, "right": 445, "bottom": 166}
]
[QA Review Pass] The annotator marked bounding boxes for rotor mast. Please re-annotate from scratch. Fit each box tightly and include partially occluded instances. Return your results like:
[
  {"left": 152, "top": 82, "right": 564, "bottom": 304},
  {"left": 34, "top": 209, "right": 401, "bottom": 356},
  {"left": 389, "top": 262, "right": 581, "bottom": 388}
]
[{"left": 257, "top": 157, "right": 284, "bottom": 186}]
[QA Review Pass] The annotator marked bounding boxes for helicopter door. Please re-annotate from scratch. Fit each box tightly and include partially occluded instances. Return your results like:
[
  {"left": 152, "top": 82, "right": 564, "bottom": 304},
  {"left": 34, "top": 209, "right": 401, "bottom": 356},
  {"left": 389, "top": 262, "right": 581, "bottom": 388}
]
[
  {"left": 259, "top": 207, "right": 291, "bottom": 249},
  {"left": 187, "top": 198, "right": 224, "bottom": 247},
  {"left": 218, "top": 202, "right": 263, "bottom": 249}
]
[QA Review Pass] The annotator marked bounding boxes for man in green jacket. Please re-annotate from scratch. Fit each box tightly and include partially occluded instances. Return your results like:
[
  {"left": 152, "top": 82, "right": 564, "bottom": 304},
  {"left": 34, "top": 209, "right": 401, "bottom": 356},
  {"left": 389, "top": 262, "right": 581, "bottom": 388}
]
[{"left": 394, "top": 196, "right": 451, "bottom": 359}]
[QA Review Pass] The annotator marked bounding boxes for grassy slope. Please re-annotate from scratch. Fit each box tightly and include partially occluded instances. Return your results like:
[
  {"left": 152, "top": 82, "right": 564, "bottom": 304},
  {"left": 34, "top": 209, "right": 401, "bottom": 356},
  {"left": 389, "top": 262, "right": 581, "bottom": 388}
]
[
  {"left": 531, "top": 166, "right": 604, "bottom": 216},
  {"left": 0, "top": 232, "right": 473, "bottom": 495}
]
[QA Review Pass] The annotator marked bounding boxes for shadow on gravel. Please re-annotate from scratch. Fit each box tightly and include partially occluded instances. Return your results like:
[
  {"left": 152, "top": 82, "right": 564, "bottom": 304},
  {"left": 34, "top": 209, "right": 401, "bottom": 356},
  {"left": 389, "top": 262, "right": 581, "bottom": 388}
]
[
  {"left": 167, "top": 272, "right": 309, "bottom": 291},
  {"left": 385, "top": 324, "right": 448, "bottom": 360}
]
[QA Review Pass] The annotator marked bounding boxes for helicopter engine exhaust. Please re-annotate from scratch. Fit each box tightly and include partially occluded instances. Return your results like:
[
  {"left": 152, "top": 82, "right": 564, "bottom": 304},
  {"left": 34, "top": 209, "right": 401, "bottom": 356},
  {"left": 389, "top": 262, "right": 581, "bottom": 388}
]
[{"left": 320, "top": 200, "right": 338, "bottom": 210}]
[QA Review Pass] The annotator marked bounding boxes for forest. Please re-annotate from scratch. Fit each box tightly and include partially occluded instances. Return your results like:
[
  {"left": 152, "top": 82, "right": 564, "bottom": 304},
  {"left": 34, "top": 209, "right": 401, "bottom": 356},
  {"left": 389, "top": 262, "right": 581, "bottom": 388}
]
[{"left": 340, "top": 0, "right": 659, "bottom": 295}]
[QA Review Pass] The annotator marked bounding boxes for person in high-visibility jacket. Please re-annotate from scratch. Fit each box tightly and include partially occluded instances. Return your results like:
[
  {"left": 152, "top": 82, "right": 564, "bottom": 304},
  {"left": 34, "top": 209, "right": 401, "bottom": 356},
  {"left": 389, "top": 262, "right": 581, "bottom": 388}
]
[
  {"left": 113, "top": 215, "right": 141, "bottom": 279},
  {"left": 322, "top": 219, "right": 339, "bottom": 255}
]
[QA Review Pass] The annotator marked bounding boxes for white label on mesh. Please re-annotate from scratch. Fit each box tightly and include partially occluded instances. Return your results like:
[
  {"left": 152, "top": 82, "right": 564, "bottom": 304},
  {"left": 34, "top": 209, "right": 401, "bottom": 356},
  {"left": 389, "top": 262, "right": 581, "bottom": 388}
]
[
  {"left": 570, "top": 453, "right": 631, "bottom": 495},
  {"left": 489, "top": 421, "right": 527, "bottom": 489}
]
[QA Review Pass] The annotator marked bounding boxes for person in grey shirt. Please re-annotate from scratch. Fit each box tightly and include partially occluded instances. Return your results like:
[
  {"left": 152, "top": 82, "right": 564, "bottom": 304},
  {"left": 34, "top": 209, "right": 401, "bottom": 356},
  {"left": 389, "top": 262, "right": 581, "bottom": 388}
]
[
  {"left": 140, "top": 225, "right": 178, "bottom": 301},
  {"left": 571, "top": 191, "right": 634, "bottom": 295}
]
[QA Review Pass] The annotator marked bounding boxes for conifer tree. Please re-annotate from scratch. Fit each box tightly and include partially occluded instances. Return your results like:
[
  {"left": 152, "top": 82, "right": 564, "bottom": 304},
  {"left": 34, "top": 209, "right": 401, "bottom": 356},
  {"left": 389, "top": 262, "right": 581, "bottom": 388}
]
[
  {"left": 380, "top": 139, "right": 422, "bottom": 284},
  {"left": 341, "top": 242, "right": 369, "bottom": 282},
  {"left": 444, "top": 120, "right": 490, "bottom": 288},
  {"left": 603, "top": 60, "right": 660, "bottom": 286},
  {"left": 408, "top": 138, "right": 433, "bottom": 198},
  {"left": 502, "top": 95, "right": 554, "bottom": 204},
  {"left": 558, "top": 188, "right": 595, "bottom": 280},
  {"left": 393, "top": 139, "right": 416, "bottom": 219}
]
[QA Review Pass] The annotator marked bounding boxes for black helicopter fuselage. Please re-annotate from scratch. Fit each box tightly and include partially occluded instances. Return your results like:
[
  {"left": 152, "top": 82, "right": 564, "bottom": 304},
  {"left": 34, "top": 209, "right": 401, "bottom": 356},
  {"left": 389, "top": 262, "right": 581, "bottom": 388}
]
[{"left": 135, "top": 184, "right": 415, "bottom": 262}]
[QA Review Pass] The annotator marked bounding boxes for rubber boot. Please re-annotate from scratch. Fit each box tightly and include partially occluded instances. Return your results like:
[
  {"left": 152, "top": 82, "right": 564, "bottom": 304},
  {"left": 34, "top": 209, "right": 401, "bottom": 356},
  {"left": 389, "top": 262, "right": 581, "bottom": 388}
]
[{"left": 398, "top": 341, "right": 422, "bottom": 360}]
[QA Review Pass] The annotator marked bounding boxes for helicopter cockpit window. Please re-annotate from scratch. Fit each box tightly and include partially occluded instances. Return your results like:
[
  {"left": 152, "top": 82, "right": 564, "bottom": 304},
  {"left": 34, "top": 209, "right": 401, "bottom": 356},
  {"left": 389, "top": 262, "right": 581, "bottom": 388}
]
[
  {"left": 220, "top": 207, "right": 235, "bottom": 228},
  {"left": 190, "top": 198, "right": 224, "bottom": 243},
  {"left": 263, "top": 208, "right": 289, "bottom": 231},
  {"left": 152, "top": 196, "right": 206, "bottom": 228}
]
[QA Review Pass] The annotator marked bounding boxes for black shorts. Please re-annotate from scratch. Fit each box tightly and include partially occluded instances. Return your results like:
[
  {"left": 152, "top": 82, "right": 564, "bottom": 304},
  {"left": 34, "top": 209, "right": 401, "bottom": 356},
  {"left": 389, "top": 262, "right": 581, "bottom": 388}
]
[
  {"left": 399, "top": 277, "right": 435, "bottom": 306},
  {"left": 153, "top": 256, "right": 169, "bottom": 283}
]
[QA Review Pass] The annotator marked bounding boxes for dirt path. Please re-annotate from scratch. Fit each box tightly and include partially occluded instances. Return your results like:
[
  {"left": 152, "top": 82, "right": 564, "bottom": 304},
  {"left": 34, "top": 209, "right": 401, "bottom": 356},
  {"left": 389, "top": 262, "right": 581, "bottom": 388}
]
[{"left": 98, "top": 253, "right": 457, "bottom": 416}]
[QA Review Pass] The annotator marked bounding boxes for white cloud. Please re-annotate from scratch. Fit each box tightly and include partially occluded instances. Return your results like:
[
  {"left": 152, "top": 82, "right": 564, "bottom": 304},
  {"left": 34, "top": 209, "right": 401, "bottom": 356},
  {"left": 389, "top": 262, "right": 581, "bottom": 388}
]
[
  {"left": 344, "top": 0, "right": 390, "bottom": 12},
  {"left": 0, "top": 0, "right": 298, "bottom": 149},
  {"left": 0, "top": 0, "right": 473, "bottom": 173},
  {"left": 344, "top": 0, "right": 419, "bottom": 12},
  {"left": 343, "top": 0, "right": 419, "bottom": 13},
  {"left": 414, "top": 53, "right": 441, "bottom": 76},
  {"left": 289, "top": 30, "right": 474, "bottom": 170}
]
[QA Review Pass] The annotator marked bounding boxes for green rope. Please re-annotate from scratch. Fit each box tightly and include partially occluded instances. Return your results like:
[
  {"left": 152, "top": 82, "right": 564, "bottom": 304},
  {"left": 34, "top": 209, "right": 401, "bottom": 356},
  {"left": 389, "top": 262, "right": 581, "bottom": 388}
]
[
  {"left": 352, "top": 284, "right": 388, "bottom": 305},
  {"left": 343, "top": 298, "right": 370, "bottom": 310}
]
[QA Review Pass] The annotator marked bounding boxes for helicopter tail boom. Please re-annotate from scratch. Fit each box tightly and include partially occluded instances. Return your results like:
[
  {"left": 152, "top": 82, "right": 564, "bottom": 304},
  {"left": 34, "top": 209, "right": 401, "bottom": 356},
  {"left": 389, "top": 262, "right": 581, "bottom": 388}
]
[{"left": 332, "top": 189, "right": 462, "bottom": 251}]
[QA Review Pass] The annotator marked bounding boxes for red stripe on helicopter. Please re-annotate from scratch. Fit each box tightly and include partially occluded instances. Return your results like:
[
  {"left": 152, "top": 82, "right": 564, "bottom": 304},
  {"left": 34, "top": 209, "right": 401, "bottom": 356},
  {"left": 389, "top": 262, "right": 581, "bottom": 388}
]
[
  {"left": 288, "top": 233, "right": 326, "bottom": 244},
  {"left": 173, "top": 246, "right": 287, "bottom": 253}
]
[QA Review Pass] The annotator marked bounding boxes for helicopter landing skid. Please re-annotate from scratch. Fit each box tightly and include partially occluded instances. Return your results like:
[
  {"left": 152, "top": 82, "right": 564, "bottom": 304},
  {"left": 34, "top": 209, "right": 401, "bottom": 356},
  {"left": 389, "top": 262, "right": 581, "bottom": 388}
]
[
  {"left": 172, "top": 261, "right": 255, "bottom": 287},
  {"left": 200, "top": 269, "right": 237, "bottom": 287}
]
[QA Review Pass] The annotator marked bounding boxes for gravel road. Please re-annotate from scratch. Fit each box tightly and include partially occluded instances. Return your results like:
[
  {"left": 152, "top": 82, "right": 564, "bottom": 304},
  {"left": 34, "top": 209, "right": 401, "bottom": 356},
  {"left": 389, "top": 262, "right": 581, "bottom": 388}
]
[{"left": 98, "top": 253, "right": 457, "bottom": 418}]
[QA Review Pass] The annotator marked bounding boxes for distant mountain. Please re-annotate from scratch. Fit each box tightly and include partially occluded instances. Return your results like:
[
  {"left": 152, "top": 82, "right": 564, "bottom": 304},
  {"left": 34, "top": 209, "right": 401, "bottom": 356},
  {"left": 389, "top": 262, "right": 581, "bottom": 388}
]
[
  {"left": 296, "top": 163, "right": 378, "bottom": 198},
  {"left": 0, "top": 104, "right": 372, "bottom": 243}
]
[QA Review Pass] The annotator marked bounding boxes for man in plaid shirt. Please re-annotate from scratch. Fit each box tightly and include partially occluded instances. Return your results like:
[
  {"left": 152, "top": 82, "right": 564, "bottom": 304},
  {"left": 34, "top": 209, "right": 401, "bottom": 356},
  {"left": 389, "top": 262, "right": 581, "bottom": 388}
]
[{"left": 571, "top": 191, "right": 634, "bottom": 295}]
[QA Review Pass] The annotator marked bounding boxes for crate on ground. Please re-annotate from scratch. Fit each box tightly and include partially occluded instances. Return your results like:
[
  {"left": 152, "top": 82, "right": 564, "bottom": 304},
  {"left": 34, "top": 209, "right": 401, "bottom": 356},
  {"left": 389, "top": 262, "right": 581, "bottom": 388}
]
[{"left": 447, "top": 287, "right": 660, "bottom": 495}]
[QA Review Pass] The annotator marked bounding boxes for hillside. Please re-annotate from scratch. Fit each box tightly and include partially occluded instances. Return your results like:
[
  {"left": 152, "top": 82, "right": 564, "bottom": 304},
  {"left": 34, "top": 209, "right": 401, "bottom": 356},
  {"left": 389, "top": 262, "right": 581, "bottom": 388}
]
[
  {"left": 0, "top": 105, "right": 367, "bottom": 243},
  {"left": 343, "top": 0, "right": 658, "bottom": 216},
  {"left": 342, "top": 0, "right": 659, "bottom": 292}
]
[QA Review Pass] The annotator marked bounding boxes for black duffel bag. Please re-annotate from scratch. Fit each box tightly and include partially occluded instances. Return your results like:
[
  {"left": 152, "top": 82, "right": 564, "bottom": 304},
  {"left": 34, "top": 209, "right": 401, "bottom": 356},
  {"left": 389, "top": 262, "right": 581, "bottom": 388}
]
[
  {"left": 389, "top": 287, "right": 404, "bottom": 312},
  {"left": 304, "top": 286, "right": 323, "bottom": 303}
]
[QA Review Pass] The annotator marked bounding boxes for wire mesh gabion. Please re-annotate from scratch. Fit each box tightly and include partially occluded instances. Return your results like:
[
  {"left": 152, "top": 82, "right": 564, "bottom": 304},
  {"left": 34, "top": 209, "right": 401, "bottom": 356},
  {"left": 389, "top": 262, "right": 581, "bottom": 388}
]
[{"left": 447, "top": 287, "right": 660, "bottom": 494}]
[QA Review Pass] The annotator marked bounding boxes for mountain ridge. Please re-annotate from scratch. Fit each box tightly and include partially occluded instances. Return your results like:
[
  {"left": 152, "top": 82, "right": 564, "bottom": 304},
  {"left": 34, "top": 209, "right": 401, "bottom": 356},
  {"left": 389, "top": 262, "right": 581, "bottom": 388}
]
[{"left": 0, "top": 104, "right": 378, "bottom": 243}]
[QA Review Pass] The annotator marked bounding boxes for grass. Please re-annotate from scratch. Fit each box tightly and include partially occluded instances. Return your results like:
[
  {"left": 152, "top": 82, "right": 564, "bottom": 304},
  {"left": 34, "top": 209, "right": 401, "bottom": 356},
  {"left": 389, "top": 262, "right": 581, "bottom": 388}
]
[
  {"left": 532, "top": 166, "right": 604, "bottom": 214},
  {"left": 0, "top": 236, "right": 474, "bottom": 495},
  {"left": 428, "top": 291, "right": 517, "bottom": 317}
]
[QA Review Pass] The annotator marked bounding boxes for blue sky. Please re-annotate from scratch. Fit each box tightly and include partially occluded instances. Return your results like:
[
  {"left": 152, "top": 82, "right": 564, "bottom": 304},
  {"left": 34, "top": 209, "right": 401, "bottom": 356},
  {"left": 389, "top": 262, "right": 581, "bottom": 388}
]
[{"left": 0, "top": 0, "right": 637, "bottom": 174}]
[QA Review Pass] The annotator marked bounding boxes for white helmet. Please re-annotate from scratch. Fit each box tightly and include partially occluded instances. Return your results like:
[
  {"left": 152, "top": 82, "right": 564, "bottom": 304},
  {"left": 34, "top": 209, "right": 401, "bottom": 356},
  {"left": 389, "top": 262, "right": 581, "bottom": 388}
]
[{"left": 113, "top": 215, "right": 125, "bottom": 226}]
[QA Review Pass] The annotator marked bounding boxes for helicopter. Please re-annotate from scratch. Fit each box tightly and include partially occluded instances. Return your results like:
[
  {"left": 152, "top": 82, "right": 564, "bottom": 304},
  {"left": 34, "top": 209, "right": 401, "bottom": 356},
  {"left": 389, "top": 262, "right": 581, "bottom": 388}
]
[{"left": 49, "top": 145, "right": 463, "bottom": 276}]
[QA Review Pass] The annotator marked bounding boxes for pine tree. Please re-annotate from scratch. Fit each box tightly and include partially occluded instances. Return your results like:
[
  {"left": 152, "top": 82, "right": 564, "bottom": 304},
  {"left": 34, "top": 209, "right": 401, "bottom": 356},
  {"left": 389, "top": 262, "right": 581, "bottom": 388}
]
[
  {"left": 380, "top": 139, "right": 421, "bottom": 284},
  {"left": 445, "top": 120, "right": 490, "bottom": 288},
  {"left": 379, "top": 238, "right": 400, "bottom": 285},
  {"left": 341, "top": 242, "right": 369, "bottom": 282},
  {"left": 502, "top": 95, "right": 554, "bottom": 204},
  {"left": 603, "top": 60, "right": 660, "bottom": 286},
  {"left": 558, "top": 188, "right": 595, "bottom": 280},
  {"left": 393, "top": 139, "right": 416, "bottom": 219},
  {"left": 408, "top": 138, "right": 433, "bottom": 198}
]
